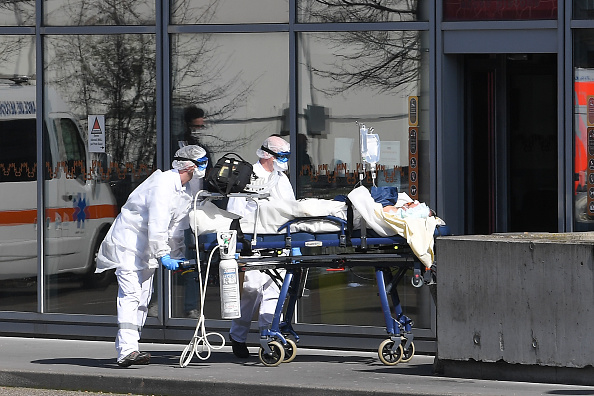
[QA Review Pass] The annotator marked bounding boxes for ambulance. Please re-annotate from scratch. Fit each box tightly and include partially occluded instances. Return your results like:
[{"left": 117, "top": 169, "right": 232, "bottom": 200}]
[{"left": 0, "top": 76, "right": 118, "bottom": 286}]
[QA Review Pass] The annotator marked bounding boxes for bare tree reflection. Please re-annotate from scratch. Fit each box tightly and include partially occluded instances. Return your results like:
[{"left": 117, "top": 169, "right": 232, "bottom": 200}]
[
  {"left": 299, "top": 0, "right": 418, "bottom": 23},
  {"left": 0, "top": 0, "right": 35, "bottom": 26},
  {"left": 300, "top": 1, "right": 421, "bottom": 96},
  {"left": 0, "top": 36, "right": 33, "bottom": 74},
  {"left": 172, "top": 0, "right": 261, "bottom": 153},
  {"left": 47, "top": 34, "right": 157, "bottom": 167}
]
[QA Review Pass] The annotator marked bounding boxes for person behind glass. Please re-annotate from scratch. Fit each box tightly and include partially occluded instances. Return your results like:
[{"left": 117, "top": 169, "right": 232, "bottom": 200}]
[
  {"left": 226, "top": 135, "right": 295, "bottom": 358},
  {"left": 181, "top": 105, "right": 213, "bottom": 173},
  {"left": 178, "top": 105, "right": 215, "bottom": 318},
  {"left": 95, "top": 145, "right": 208, "bottom": 368}
]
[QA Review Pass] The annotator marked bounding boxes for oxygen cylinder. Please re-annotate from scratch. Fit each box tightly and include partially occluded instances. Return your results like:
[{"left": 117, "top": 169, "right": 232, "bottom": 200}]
[
  {"left": 219, "top": 257, "right": 241, "bottom": 319},
  {"left": 217, "top": 230, "right": 241, "bottom": 319}
]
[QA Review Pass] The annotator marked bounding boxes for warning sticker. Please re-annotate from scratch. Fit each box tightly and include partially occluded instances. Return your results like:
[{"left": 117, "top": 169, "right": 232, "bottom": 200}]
[{"left": 88, "top": 115, "right": 105, "bottom": 153}]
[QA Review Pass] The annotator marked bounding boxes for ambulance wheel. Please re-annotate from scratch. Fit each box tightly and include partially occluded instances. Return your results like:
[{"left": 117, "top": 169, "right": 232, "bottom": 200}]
[
  {"left": 259, "top": 341, "right": 285, "bottom": 367},
  {"left": 83, "top": 230, "right": 115, "bottom": 289},
  {"left": 378, "top": 338, "right": 403, "bottom": 366},
  {"left": 283, "top": 339, "right": 298, "bottom": 363},
  {"left": 400, "top": 340, "right": 415, "bottom": 363}
]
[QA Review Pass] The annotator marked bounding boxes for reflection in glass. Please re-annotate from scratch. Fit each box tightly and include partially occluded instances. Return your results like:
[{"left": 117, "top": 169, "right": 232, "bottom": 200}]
[
  {"left": 0, "top": 1, "right": 34, "bottom": 26},
  {"left": 299, "top": 266, "right": 433, "bottom": 328},
  {"left": 44, "top": 0, "right": 155, "bottom": 26},
  {"left": 0, "top": 36, "right": 37, "bottom": 312},
  {"left": 575, "top": 0, "right": 594, "bottom": 19},
  {"left": 297, "top": 30, "right": 424, "bottom": 200},
  {"left": 171, "top": 33, "right": 289, "bottom": 165},
  {"left": 170, "top": 32, "right": 289, "bottom": 318},
  {"left": 42, "top": 34, "right": 157, "bottom": 314},
  {"left": 298, "top": 0, "right": 424, "bottom": 23},
  {"left": 296, "top": 30, "right": 432, "bottom": 328},
  {"left": 171, "top": 0, "right": 288, "bottom": 24},
  {"left": 573, "top": 30, "right": 594, "bottom": 231}
]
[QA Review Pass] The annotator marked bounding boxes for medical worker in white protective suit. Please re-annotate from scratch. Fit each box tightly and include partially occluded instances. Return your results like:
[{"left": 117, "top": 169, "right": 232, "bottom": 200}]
[
  {"left": 96, "top": 145, "right": 208, "bottom": 367},
  {"left": 226, "top": 135, "right": 296, "bottom": 358}
]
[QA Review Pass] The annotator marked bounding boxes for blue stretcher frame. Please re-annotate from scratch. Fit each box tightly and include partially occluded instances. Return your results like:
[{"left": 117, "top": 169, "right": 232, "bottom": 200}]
[{"left": 195, "top": 213, "right": 448, "bottom": 367}]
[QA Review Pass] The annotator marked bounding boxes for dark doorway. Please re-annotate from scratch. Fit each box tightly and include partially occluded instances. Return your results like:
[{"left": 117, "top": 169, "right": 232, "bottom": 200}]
[{"left": 464, "top": 54, "right": 557, "bottom": 234}]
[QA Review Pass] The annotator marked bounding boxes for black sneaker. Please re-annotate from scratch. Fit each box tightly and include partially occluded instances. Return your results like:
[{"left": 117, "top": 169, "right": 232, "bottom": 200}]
[
  {"left": 117, "top": 351, "right": 151, "bottom": 367},
  {"left": 229, "top": 336, "right": 250, "bottom": 358}
]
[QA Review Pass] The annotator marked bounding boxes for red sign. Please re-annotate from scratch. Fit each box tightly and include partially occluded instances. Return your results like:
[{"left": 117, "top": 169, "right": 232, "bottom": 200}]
[{"left": 443, "top": 0, "right": 557, "bottom": 21}]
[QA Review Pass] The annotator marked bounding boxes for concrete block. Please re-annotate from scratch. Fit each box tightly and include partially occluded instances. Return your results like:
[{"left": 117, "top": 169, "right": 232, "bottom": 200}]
[{"left": 436, "top": 233, "right": 594, "bottom": 368}]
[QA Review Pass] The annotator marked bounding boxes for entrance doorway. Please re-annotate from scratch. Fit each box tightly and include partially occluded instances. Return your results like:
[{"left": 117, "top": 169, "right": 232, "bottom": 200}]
[{"left": 464, "top": 54, "right": 557, "bottom": 234}]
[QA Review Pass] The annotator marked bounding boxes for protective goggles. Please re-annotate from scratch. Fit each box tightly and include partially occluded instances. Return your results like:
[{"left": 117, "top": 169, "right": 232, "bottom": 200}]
[
  {"left": 260, "top": 146, "right": 290, "bottom": 163},
  {"left": 174, "top": 155, "right": 208, "bottom": 170}
]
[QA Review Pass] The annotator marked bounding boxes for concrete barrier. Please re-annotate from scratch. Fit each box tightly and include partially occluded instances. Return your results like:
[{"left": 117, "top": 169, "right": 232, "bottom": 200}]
[{"left": 435, "top": 233, "right": 594, "bottom": 384}]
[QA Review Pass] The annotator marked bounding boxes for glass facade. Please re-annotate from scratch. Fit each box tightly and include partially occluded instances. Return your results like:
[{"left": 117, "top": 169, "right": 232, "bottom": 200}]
[
  {"left": 573, "top": 31, "right": 594, "bottom": 231},
  {"left": 44, "top": 0, "right": 156, "bottom": 26},
  {"left": 40, "top": 34, "right": 156, "bottom": 314},
  {"left": 0, "top": 3, "right": 35, "bottom": 26},
  {"left": 3, "top": 0, "right": 585, "bottom": 351},
  {"left": 0, "top": 35, "right": 37, "bottom": 312},
  {"left": 171, "top": 0, "right": 289, "bottom": 24},
  {"left": 0, "top": 0, "right": 435, "bottom": 341},
  {"left": 297, "top": 0, "right": 427, "bottom": 22}
]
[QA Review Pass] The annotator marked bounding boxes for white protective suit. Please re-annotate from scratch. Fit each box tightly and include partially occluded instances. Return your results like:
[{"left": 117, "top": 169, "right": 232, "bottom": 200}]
[
  {"left": 227, "top": 160, "right": 296, "bottom": 343},
  {"left": 96, "top": 169, "right": 193, "bottom": 360}
]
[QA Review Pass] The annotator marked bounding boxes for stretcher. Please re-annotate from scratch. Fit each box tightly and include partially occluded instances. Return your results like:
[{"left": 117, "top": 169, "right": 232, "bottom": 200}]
[{"left": 188, "top": 190, "right": 448, "bottom": 367}]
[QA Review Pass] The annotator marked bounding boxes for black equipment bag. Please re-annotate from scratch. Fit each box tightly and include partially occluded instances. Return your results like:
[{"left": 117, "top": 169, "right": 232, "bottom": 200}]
[{"left": 206, "top": 153, "right": 253, "bottom": 196}]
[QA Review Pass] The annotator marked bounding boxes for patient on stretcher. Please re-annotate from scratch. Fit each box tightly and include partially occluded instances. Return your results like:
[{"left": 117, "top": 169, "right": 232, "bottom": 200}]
[{"left": 382, "top": 200, "right": 435, "bottom": 219}]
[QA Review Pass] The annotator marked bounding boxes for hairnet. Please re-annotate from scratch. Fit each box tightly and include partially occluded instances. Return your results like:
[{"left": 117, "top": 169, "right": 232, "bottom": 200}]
[
  {"left": 256, "top": 136, "right": 290, "bottom": 159},
  {"left": 172, "top": 144, "right": 206, "bottom": 170}
]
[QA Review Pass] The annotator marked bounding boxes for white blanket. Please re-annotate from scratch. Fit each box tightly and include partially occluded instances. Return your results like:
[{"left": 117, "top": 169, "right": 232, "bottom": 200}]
[
  {"left": 189, "top": 186, "right": 444, "bottom": 268},
  {"left": 347, "top": 187, "right": 441, "bottom": 269}
]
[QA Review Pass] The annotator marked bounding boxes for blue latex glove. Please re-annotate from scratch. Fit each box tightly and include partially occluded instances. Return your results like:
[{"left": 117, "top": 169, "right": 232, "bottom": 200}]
[{"left": 159, "top": 254, "right": 180, "bottom": 270}]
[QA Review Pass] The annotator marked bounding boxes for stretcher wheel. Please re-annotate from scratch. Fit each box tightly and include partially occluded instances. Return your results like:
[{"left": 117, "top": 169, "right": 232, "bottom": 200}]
[
  {"left": 400, "top": 340, "right": 415, "bottom": 363},
  {"left": 378, "top": 338, "right": 403, "bottom": 366},
  {"left": 282, "top": 339, "right": 298, "bottom": 363},
  {"left": 258, "top": 341, "right": 285, "bottom": 367}
]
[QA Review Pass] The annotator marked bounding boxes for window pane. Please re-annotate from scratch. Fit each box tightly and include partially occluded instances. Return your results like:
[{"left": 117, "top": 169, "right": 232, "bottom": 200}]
[
  {"left": 44, "top": 0, "right": 156, "bottom": 26},
  {"left": 0, "top": 1, "right": 35, "bottom": 26},
  {"left": 43, "top": 34, "right": 157, "bottom": 314},
  {"left": 171, "top": 0, "right": 288, "bottom": 24},
  {"left": 298, "top": 0, "right": 428, "bottom": 23},
  {"left": 296, "top": 30, "right": 433, "bottom": 328},
  {"left": 574, "top": 30, "right": 594, "bottom": 231},
  {"left": 0, "top": 36, "right": 37, "bottom": 312},
  {"left": 575, "top": 0, "right": 594, "bottom": 19},
  {"left": 443, "top": 0, "right": 557, "bottom": 21},
  {"left": 170, "top": 32, "right": 289, "bottom": 318}
]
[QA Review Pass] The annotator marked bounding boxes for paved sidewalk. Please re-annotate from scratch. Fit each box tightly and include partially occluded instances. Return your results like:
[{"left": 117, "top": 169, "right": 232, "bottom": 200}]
[{"left": 1, "top": 336, "right": 594, "bottom": 396}]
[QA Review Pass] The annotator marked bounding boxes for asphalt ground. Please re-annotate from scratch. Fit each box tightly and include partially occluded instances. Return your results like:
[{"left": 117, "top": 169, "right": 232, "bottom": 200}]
[{"left": 2, "top": 337, "right": 594, "bottom": 396}]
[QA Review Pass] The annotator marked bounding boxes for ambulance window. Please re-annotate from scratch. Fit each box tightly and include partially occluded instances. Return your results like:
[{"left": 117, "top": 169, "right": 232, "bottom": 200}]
[
  {"left": 0, "top": 119, "right": 37, "bottom": 182},
  {"left": 0, "top": 119, "right": 53, "bottom": 182},
  {"left": 56, "top": 118, "right": 86, "bottom": 179}
]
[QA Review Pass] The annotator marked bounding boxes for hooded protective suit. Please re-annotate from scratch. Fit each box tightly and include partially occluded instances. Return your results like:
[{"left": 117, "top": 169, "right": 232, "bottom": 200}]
[
  {"left": 226, "top": 136, "right": 296, "bottom": 350},
  {"left": 96, "top": 145, "right": 204, "bottom": 365}
]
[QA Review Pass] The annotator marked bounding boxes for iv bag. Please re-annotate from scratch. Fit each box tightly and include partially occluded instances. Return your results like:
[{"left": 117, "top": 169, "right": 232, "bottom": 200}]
[{"left": 360, "top": 124, "right": 380, "bottom": 164}]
